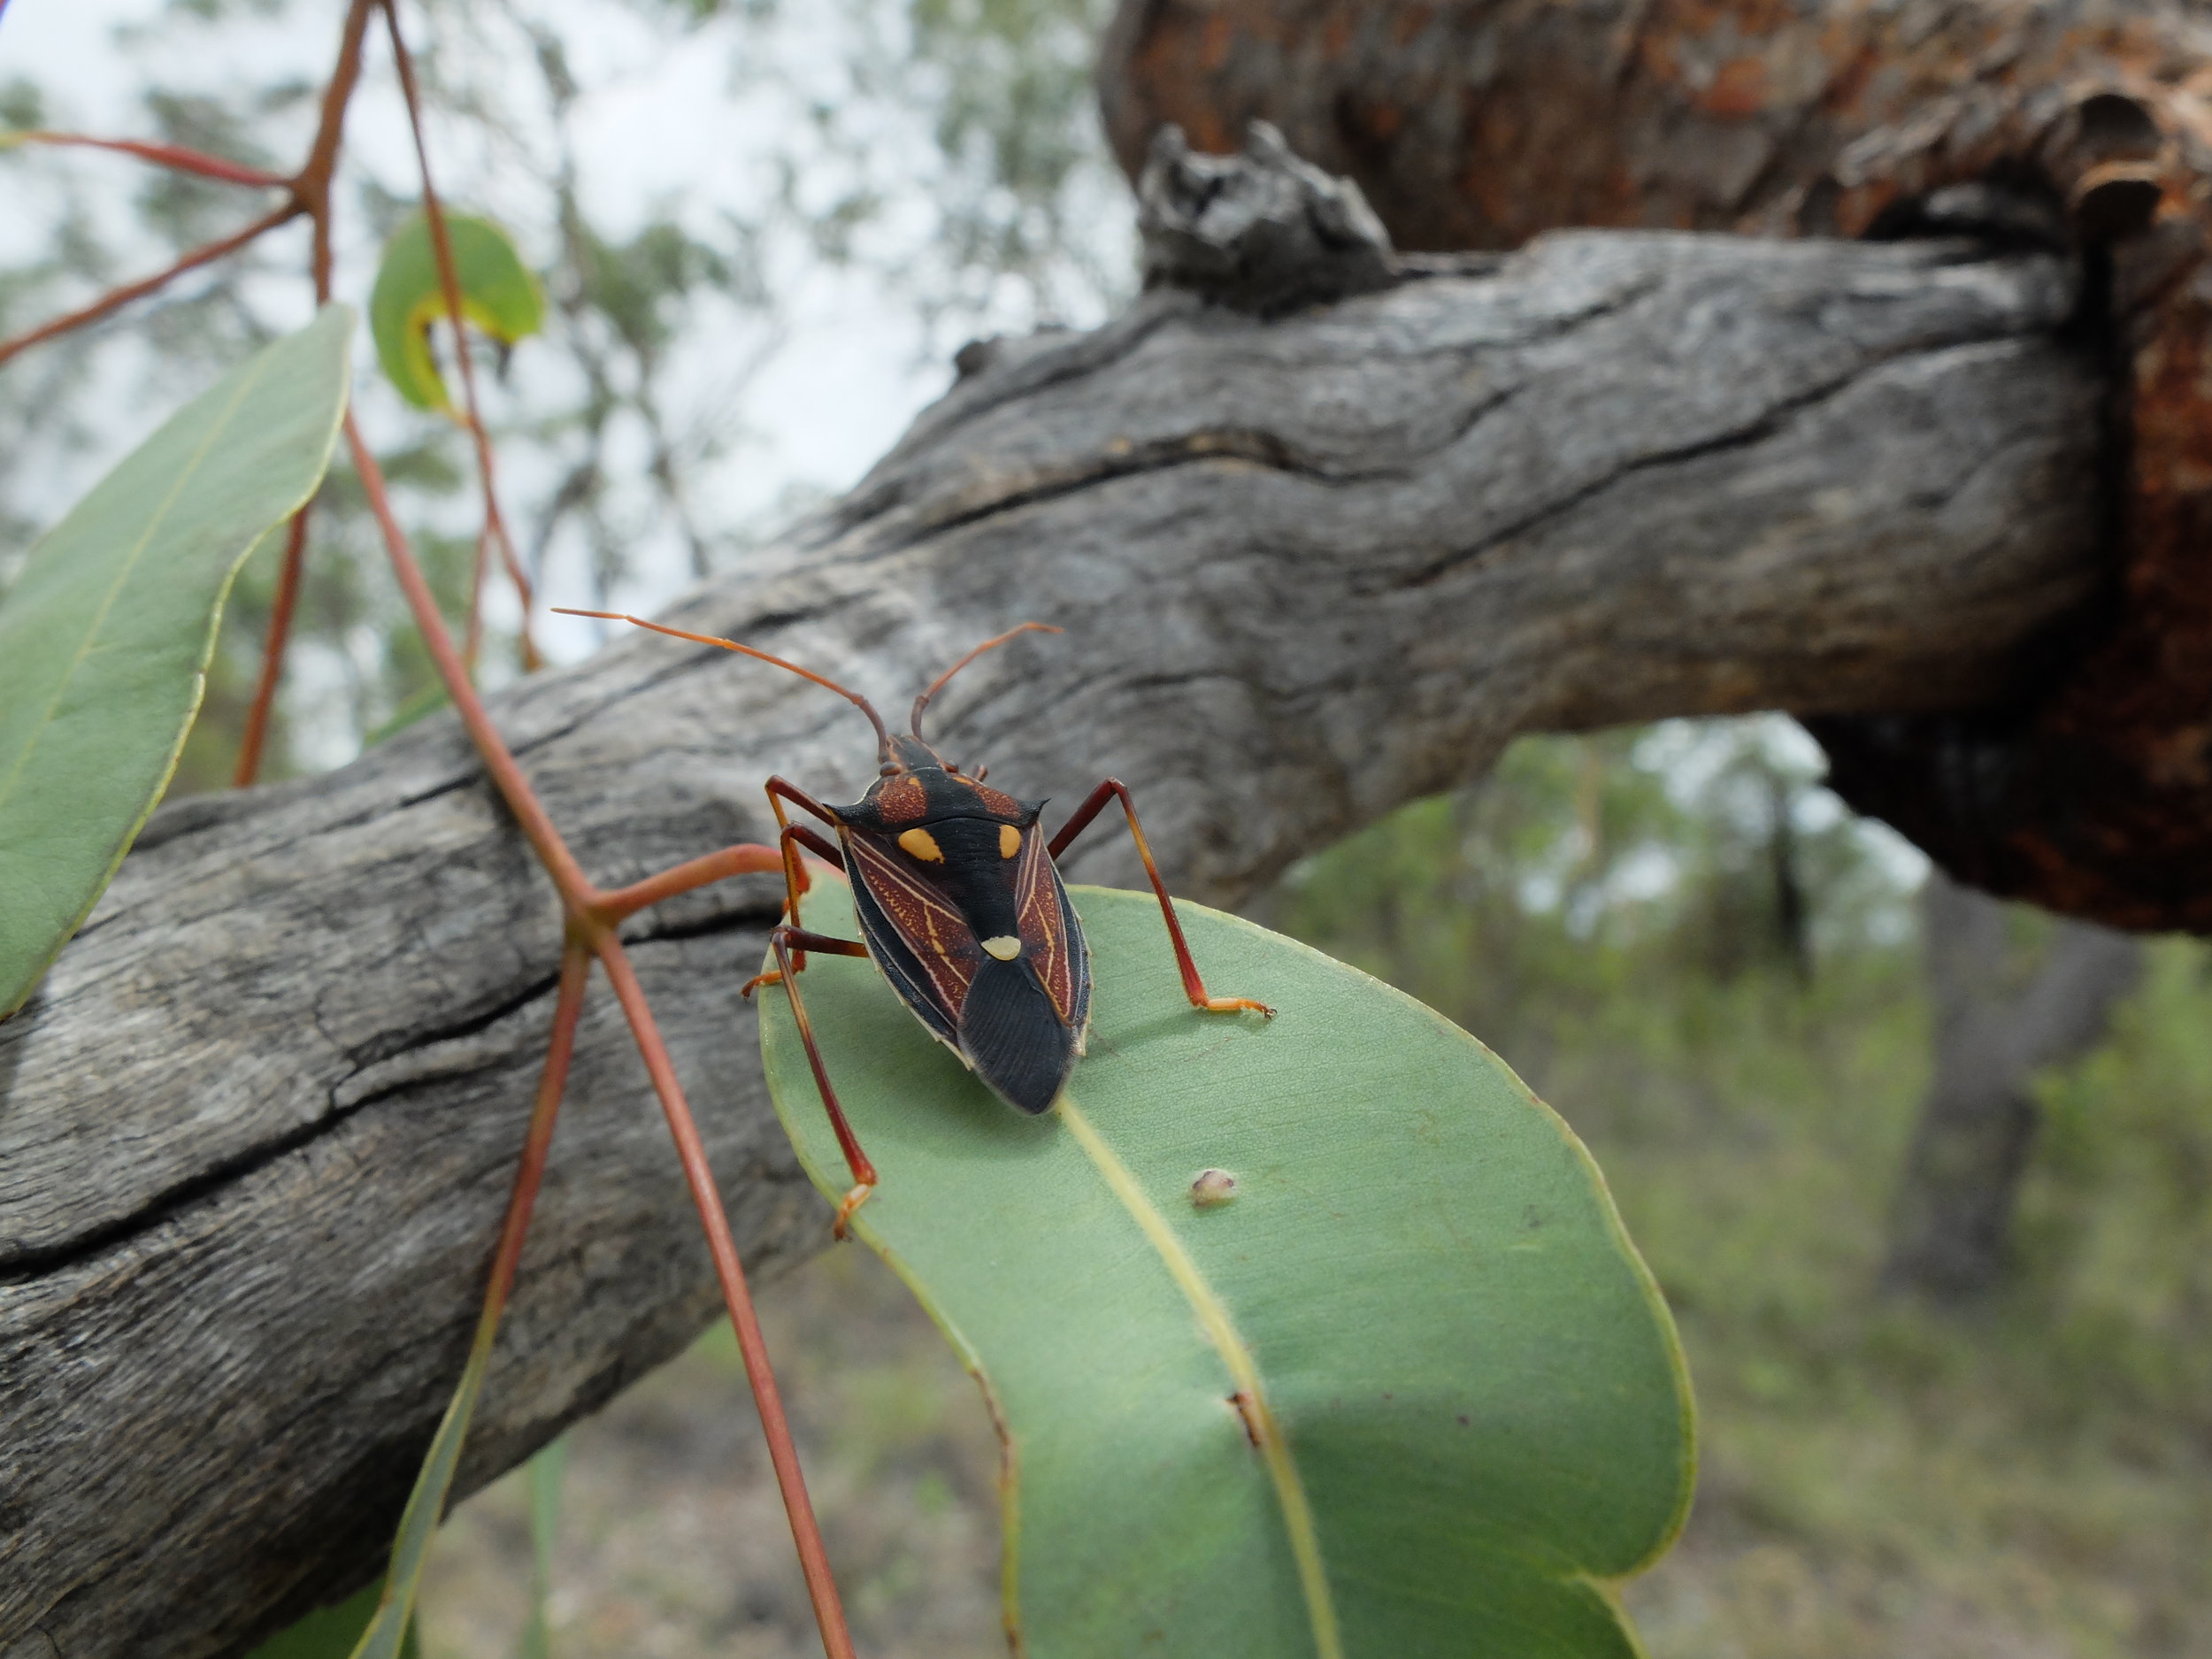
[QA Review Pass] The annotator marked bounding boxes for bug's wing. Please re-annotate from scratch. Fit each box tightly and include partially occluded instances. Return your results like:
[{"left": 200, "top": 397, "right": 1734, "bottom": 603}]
[
  {"left": 956, "top": 952, "right": 1080, "bottom": 1114},
  {"left": 949, "top": 833, "right": 1090, "bottom": 1113},
  {"left": 842, "top": 827, "right": 977, "bottom": 1048},
  {"left": 1014, "top": 827, "right": 1090, "bottom": 1046}
]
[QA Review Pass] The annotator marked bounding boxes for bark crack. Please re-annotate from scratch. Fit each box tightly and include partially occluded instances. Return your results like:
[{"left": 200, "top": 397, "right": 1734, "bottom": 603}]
[{"left": 1387, "top": 332, "right": 2035, "bottom": 592}]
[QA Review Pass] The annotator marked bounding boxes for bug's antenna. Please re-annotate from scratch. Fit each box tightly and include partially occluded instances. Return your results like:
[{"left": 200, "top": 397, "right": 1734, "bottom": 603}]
[
  {"left": 555, "top": 609, "right": 895, "bottom": 760},
  {"left": 910, "top": 622, "right": 1062, "bottom": 741}
]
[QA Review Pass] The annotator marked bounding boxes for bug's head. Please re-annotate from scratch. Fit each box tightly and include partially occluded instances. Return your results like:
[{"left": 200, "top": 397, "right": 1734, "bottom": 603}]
[{"left": 549, "top": 610, "right": 1061, "bottom": 779}]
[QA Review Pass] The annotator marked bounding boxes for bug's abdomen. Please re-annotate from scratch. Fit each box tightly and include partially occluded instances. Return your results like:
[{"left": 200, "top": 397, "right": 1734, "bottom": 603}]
[{"left": 956, "top": 955, "right": 1080, "bottom": 1115}]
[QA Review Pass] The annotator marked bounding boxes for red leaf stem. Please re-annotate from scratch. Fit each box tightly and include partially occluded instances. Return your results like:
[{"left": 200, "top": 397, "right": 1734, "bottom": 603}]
[
  {"left": 0, "top": 201, "right": 300, "bottom": 369},
  {"left": 346, "top": 406, "right": 857, "bottom": 1654},
  {"left": 234, "top": 507, "right": 312, "bottom": 788},
  {"left": 594, "top": 936, "right": 861, "bottom": 1659},
  {"left": 381, "top": 0, "right": 541, "bottom": 673},
  {"left": 7, "top": 131, "right": 291, "bottom": 188}
]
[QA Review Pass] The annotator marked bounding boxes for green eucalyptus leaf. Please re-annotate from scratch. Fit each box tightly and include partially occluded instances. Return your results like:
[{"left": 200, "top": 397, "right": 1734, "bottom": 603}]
[
  {"left": 370, "top": 210, "right": 544, "bottom": 411},
  {"left": 760, "top": 878, "right": 1694, "bottom": 1658},
  {"left": 347, "top": 1301, "right": 501, "bottom": 1659},
  {"left": 518, "top": 1436, "right": 569, "bottom": 1659},
  {"left": 242, "top": 1582, "right": 418, "bottom": 1659},
  {"left": 0, "top": 304, "right": 351, "bottom": 1018}
]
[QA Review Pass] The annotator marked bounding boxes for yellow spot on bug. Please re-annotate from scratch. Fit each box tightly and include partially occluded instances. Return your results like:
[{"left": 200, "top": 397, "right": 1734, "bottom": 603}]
[
  {"left": 1000, "top": 824, "right": 1022, "bottom": 859},
  {"left": 981, "top": 935, "right": 1022, "bottom": 961},
  {"left": 898, "top": 827, "right": 944, "bottom": 863}
]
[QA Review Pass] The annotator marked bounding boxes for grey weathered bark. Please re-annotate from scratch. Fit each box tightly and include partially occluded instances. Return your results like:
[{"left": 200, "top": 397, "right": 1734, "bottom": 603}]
[
  {"left": 1883, "top": 872, "right": 2143, "bottom": 1300},
  {"left": 1097, "top": 0, "right": 2212, "bottom": 932},
  {"left": 0, "top": 146, "right": 2110, "bottom": 1658}
]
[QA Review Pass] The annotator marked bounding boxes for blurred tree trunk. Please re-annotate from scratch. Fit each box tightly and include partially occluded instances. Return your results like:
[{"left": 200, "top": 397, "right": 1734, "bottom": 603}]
[{"left": 1883, "top": 872, "right": 2143, "bottom": 1300}]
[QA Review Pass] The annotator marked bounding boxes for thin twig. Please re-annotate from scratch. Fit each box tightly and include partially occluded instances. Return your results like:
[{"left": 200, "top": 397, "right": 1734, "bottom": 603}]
[
  {"left": 300, "top": 0, "right": 380, "bottom": 303},
  {"left": 346, "top": 410, "right": 857, "bottom": 1653},
  {"left": 594, "top": 938, "right": 861, "bottom": 1659},
  {"left": 0, "top": 202, "right": 299, "bottom": 369},
  {"left": 345, "top": 414, "right": 592, "bottom": 902},
  {"left": 600, "top": 843, "right": 786, "bottom": 919},
  {"left": 486, "top": 940, "right": 591, "bottom": 1318},
  {"left": 4, "top": 131, "right": 290, "bottom": 188},
  {"left": 382, "top": 0, "right": 542, "bottom": 673},
  {"left": 234, "top": 508, "right": 312, "bottom": 788},
  {"left": 0, "top": 0, "right": 372, "bottom": 366},
  {"left": 231, "top": 0, "right": 378, "bottom": 787},
  {"left": 355, "top": 939, "right": 592, "bottom": 1649}
]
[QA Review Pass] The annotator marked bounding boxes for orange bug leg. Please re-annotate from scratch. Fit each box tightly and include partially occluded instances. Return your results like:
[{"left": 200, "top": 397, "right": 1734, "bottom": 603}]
[
  {"left": 763, "top": 923, "right": 880, "bottom": 1238},
  {"left": 1048, "top": 779, "right": 1276, "bottom": 1018}
]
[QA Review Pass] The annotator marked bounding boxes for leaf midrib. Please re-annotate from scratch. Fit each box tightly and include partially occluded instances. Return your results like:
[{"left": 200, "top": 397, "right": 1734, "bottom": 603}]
[{"left": 1056, "top": 1093, "right": 1344, "bottom": 1659}]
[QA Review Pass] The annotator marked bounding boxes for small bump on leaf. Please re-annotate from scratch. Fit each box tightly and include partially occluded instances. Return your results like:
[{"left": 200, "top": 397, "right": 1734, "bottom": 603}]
[{"left": 1191, "top": 1168, "right": 1239, "bottom": 1208}]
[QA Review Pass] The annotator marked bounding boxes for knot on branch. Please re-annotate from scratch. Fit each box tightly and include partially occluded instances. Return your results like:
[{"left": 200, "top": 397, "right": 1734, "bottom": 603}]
[{"left": 1137, "top": 121, "right": 1395, "bottom": 316}]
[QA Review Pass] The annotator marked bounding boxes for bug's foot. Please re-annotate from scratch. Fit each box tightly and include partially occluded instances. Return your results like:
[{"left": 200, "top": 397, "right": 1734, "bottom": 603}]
[
  {"left": 740, "top": 968, "right": 783, "bottom": 999},
  {"left": 1200, "top": 995, "right": 1275, "bottom": 1019},
  {"left": 832, "top": 1182, "right": 875, "bottom": 1240}
]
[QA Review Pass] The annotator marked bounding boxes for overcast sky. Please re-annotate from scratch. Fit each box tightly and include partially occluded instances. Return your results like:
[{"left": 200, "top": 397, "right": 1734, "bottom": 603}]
[{"left": 2, "top": 0, "right": 1125, "bottom": 667}]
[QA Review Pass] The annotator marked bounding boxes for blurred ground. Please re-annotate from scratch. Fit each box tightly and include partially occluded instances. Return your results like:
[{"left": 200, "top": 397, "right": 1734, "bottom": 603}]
[
  {"left": 420, "top": 741, "right": 2212, "bottom": 1659},
  {"left": 421, "top": 1244, "right": 1003, "bottom": 1659}
]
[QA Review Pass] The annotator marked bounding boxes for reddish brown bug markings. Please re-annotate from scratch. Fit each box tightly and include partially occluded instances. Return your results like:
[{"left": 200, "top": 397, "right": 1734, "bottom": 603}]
[
  {"left": 1012, "top": 826, "right": 1084, "bottom": 1032},
  {"left": 876, "top": 774, "right": 930, "bottom": 823},
  {"left": 846, "top": 833, "right": 981, "bottom": 1018}
]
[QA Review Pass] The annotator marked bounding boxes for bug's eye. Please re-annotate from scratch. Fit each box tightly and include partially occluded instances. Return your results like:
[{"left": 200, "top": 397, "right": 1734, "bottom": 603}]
[{"left": 898, "top": 827, "right": 945, "bottom": 863}]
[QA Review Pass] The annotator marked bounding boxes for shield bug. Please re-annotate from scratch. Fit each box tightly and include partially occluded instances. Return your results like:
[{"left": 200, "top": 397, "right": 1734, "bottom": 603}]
[{"left": 554, "top": 611, "right": 1272, "bottom": 1233}]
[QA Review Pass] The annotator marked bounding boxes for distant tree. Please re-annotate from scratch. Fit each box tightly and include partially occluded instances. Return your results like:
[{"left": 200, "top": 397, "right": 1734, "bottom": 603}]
[{"left": 1885, "top": 872, "right": 2143, "bottom": 1301}]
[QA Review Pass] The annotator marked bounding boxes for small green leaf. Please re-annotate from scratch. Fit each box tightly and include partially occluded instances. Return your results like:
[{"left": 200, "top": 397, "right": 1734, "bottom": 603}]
[
  {"left": 348, "top": 1303, "right": 501, "bottom": 1659},
  {"left": 761, "top": 879, "right": 1694, "bottom": 1659},
  {"left": 242, "top": 1583, "right": 419, "bottom": 1659},
  {"left": 518, "top": 1436, "right": 569, "bottom": 1659},
  {"left": 370, "top": 210, "right": 544, "bottom": 411},
  {"left": 0, "top": 304, "right": 350, "bottom": 1018}
]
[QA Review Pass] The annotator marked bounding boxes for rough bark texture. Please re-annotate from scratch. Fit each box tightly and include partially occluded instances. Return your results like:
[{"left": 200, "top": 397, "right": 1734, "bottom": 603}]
[
  {"left": 1100, "top": 0, "right": 2212, "bottom": 930},
  {"left": 1883, "top": 871, "right": 2143, "bottom": 1299},
  {"left": 1, "top": 206, "right": 2105, "bottom": 1655}
]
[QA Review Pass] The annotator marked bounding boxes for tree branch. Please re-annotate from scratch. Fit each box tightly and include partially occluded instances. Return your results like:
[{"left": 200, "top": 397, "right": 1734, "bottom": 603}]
[
  {"left": 0, "top": 226, "right": 2104, "bottom": 1655},
  {"left": 1098, "top": 0, "right": 2212, "bottom": 929}
]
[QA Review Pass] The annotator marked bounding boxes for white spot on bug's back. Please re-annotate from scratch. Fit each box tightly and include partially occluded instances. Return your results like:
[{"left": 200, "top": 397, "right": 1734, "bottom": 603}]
[{"left": 981, "top": 935, "right": 1022, "bottom": 961}]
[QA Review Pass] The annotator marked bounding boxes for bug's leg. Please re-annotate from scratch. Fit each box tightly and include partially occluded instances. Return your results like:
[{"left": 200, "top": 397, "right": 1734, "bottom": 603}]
[
  {"left": 741, "top": 921, "right": 866, "bottom": 996},
  {"left": 1048, "top": 778, "right": 1274, "bottom": 1018},
  {"left": 745, "top": 821, "right": 847, "bottom": 986},
  {"left": 760, "top": 922, "right": 879, "bottom": 1237},
  {"left": 765, "top": 777, "right": 839, "bottom": 919}
]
